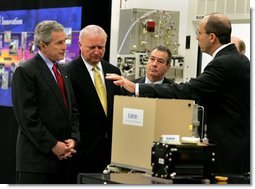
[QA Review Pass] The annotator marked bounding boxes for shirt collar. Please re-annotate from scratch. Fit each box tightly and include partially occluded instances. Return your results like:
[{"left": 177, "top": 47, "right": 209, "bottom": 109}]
[
  {"left": 81, "top": 55, "right": 102, "bottom": 72},
  {"left": 145, "top": 76, "right": 164, "bottom": 84},
  {"left": 212, "top": 43, "right": 232, "bottom": 58},
  {"left": 38, "top": 51, "right": 55, "bottom": 70}
]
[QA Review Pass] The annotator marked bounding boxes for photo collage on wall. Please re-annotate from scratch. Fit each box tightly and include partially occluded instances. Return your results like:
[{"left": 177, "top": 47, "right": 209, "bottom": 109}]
[{"left": 0, "top": 7, "right": 82, "bottom": 107}]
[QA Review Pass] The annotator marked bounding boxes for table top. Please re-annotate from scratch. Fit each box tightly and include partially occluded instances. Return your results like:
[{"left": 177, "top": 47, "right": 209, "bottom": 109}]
[{"left": 77, "top": 173, "right": 250, "bottom": 184}]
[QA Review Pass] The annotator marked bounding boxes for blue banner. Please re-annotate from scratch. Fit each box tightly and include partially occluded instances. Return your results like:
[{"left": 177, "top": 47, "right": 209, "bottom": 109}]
[
  {"left": 0, "top": 7, "right": 82, "bottom": 107},
  {"left": 0, "top": 7, "right": 82, "bottom": 32}
]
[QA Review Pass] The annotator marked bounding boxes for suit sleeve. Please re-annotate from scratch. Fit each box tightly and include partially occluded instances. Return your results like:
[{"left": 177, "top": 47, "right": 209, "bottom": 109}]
[
  {"left": 12, "top": 66, "right": 57, "bottom": 154},
  {"left": 68, "top": 80, "right": 80, "bottom": 144},
  {"left": 59, "top": 64, "right": 80, "bottom": 143},
  {"left": 139, "top": 58, "right": 225, "bottom": 101}
]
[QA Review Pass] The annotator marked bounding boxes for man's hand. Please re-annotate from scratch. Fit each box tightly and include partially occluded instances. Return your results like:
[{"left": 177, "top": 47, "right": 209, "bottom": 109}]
[
  {"left": 105, "top": 73, "right": 136, "bottom": 93},
  {"left": 52, "top": 139, "right": 77, "bottom": 160},
  {"left": 52, "top": 141, "right": 68, "bottom": 160},
  {"left": 62, "top": 139, "right": 77, "bottom": 159}
]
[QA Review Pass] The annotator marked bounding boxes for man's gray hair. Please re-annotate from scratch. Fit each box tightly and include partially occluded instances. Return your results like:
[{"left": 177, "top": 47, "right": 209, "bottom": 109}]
[{"left": 34, "top": 20, "right": 65, "bottom": 48}]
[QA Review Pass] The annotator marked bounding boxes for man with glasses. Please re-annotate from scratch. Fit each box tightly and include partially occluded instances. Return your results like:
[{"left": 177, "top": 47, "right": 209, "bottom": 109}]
[
  {"left": 64, "top": 25, "right": 121, "bottom": 182},
  {"left": 106, "top": 13, "right": 250, "bottom": 175}
]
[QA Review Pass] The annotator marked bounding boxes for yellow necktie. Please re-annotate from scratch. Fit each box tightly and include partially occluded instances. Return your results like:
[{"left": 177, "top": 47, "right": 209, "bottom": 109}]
[{"left": 93, "top": 66, "right": 107, "bottom": 115}]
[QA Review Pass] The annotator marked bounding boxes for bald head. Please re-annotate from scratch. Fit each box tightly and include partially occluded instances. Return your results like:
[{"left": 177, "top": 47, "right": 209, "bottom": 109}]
[
  {"left": 78, "top": 25, "right": 108, "bottom": 65},
  {"left": 203, "top": 13, "right": 232, "bottom": 44},
  {"left": 79, "top": 25, "right": 107, "bottom": 41},
  {"left": 231, "top": 36, "right": 246, "bottom": 54}
]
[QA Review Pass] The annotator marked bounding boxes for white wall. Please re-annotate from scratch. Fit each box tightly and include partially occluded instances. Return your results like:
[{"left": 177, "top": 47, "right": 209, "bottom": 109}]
[
  {"left": 200, "top": 23, "right": 250, "bottom": 72},
  {"left": 231, "top": 24, "right": 250, "bottom": 59}
]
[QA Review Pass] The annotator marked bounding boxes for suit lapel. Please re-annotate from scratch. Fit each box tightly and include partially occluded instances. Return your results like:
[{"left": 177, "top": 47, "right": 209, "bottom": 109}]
[
  {"left": 101, "top": 61, "right": 112, "bottom": 98},
  {"left": 140, "top": 77, "right": 146, "bottom": 83},
  {"left": 101, "top": 61, "right": 118, "bottom": 117},
  {"left": 35, "top": 55, "right": 67, "bottom": 113},
  {"left": 75, "top": 59, "right": 104, "bottom": 109},
  {"left": 58, "top": 65, "right": 71, "bottom": 113},
  {"left": 76, "top": 59, "right": 96, "bottom": 95}
]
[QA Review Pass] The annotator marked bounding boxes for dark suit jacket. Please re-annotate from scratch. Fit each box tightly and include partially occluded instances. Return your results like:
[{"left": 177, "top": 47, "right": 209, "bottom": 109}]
[
  {"left": 11, "top": 53, "right": 80, "bottom": 174},
  {"left": 64, "top": 57, "right": 121, "bottom": 173},
  {"left": 138, "top": 44, "right": 250, "bottom": 174},
  {"left": 122, "top": 76, "right": 174, "bottom": 95},
  {"left": 133, "top": 77, "right": 174, "bottom": 84}
]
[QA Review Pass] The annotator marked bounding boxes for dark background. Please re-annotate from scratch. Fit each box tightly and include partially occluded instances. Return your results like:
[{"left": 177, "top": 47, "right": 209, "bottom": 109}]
[{"left": 0, "top": 0, "right": 112, "bottom": 183}]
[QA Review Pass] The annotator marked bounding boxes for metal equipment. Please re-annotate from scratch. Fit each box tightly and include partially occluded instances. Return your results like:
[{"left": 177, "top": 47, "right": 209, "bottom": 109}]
[
  {"left": 117, "top": 8, "right": 184, "bottom": 82},
  {"left": 151, "top": 142, "right": 216, "bottom": 179}
]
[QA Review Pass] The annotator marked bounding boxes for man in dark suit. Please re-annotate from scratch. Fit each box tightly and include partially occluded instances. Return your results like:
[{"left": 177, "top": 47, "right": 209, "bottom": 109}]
[
  {"left": 11, "top": 20, "right": 80, "bottom": 184},
  {"left": 133, "top": 45, "right": 174, "bottom": 85},
  {"left": 64, "top": 25, "right": 121, "bottom": 180},
  {"left": 122, "top": 45, "right": 174, "bottom": 96},
  {"left": 106, "top": 13, "right": 250, "bottom": 175}
]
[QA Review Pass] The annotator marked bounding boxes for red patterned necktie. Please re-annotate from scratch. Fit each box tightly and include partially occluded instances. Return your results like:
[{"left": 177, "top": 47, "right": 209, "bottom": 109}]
[{"left": 52, "top": 63, "right": 68, "bottom": 111}]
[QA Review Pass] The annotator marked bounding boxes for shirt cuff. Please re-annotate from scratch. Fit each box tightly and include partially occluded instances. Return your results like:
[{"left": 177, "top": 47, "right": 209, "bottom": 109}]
[{"left": 135, "top": 83, "right": 139, "bottom": 96}]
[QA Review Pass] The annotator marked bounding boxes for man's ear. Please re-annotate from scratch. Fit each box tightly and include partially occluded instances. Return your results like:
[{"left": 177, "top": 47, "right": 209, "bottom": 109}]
[
  {"left": 209, "top": 33, "right": 217, "bottom": 43},
  {"left": 39, "top": 41, "right": 47, "bottom": 49}
]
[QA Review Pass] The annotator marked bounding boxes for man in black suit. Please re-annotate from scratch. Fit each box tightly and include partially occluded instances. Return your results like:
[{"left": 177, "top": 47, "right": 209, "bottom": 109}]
[
  {"left": 106, "top": 13, "right": 250, "bottom": 175},
  {"left": 133, "top": 45, "right": 174, "bottom": 84},
  {"left": 122, "top": 45, "right": 174, "bottom": 96},
  {"left": 11, "top": 20, "right": 80, "bottom": 184},
  {"left": 64, "top": 25, "right": 121, "bottom": 180}
]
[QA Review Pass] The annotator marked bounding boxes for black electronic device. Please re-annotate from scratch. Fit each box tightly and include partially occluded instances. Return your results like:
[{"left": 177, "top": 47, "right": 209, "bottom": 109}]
[{"left": 151, "top": 142, "right": 216, "bottom": 179}]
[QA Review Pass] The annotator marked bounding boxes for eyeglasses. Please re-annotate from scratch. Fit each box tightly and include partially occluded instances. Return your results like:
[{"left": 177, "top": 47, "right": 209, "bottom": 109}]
[{"left": 196, "top": 30, "right": 208, "bottom": 36}]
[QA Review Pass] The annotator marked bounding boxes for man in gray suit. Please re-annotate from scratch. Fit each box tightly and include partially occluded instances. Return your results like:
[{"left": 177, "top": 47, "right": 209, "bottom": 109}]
[{"left": 12, "top": 20, "right": 80, "bottom": 184}]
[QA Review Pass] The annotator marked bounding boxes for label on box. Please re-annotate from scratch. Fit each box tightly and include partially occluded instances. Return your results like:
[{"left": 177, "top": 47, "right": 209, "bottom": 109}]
[
  {"left": 160, "top": 135, "right": 180, "bottom": 143},
  {"left": 123, "top": 107, "right": 144, "bottom": 127}
]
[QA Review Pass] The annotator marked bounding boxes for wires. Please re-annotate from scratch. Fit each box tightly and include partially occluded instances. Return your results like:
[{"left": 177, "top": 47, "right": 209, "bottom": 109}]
[{"left": 117, "top": 10, "right": 157, "bottom": 54}]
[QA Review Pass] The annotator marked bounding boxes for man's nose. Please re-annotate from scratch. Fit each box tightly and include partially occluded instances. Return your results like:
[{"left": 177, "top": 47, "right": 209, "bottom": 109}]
[
  {"left": 151, "top": 60, "right": 158, "bottom": 65},
  {"left": 62, "top": 43, "right": 67, "bottom": 49},
  {"left": 93, "top": 47, "right": 102, "bottom": 54}
]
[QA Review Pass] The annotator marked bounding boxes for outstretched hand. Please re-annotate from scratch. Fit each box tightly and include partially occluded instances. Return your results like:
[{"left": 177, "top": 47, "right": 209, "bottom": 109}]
[{"left": 105, "top": 73, "right": 136, "bottom": 93}]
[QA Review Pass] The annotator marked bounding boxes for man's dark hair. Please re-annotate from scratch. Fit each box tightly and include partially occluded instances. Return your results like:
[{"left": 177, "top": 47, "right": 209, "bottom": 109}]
[{"left": 150, "top": 44, "right": 172, "bottom": 64}]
